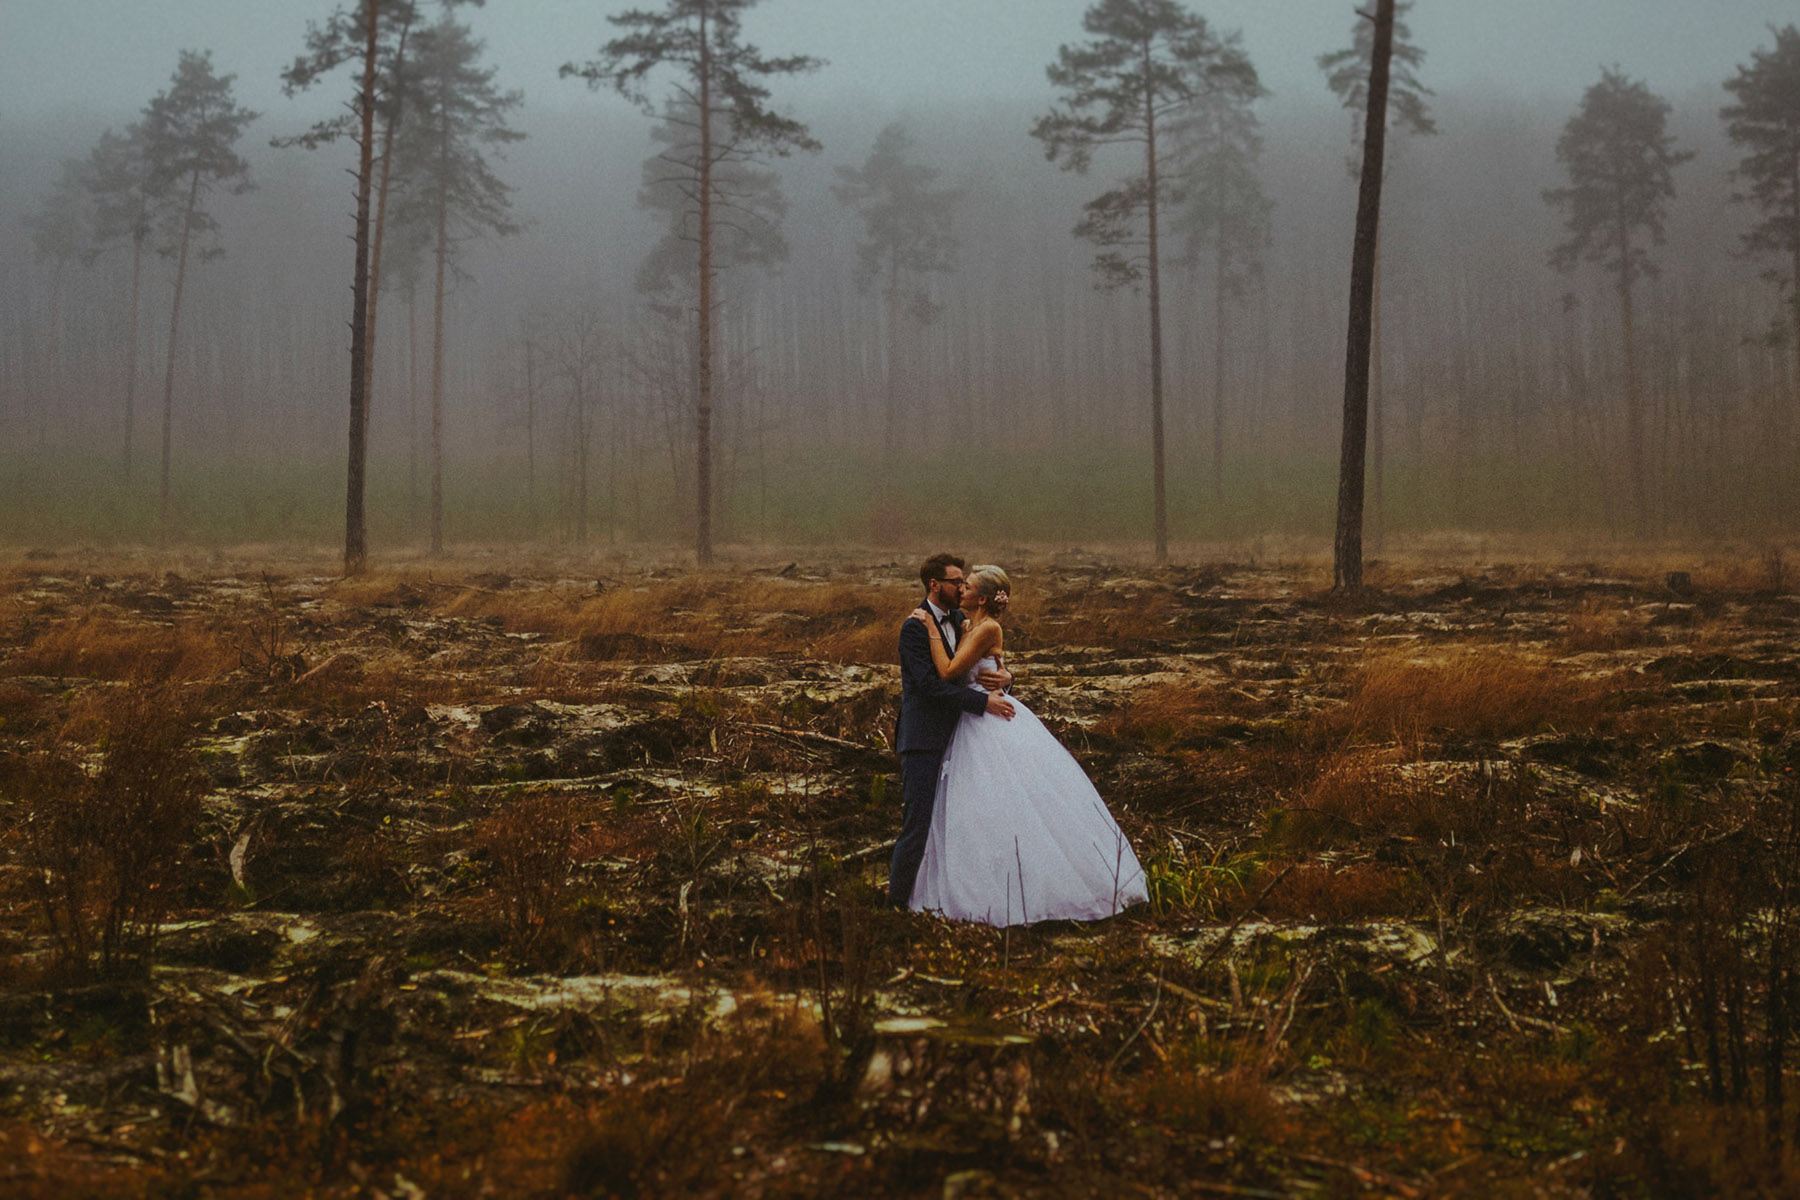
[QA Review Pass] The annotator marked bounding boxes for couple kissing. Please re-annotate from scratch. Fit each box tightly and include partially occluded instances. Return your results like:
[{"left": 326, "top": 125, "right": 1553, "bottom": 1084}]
[{"left": 889, "top": 553, "right": 1148, "bottom": 927}]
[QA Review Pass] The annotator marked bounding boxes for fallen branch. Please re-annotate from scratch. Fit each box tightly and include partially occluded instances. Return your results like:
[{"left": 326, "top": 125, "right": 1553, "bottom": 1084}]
[
  {"left": 1292, "top": 1151, "right": 1425, "bottom": 1198},
  {"left": 1487, "top": 973, "right": 1566, "bottom": 1035}
]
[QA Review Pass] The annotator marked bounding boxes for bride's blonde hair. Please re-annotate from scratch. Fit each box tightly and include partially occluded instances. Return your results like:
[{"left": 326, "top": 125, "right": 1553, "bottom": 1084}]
[{"left": 966, "top": 565, "right": 1013, "bottom": 614}]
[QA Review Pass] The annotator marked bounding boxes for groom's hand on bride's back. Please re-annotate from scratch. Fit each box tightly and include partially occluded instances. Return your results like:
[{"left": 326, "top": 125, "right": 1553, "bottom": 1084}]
[
  {"left": 985, "top": 692, "right": 1015, "bottom": 720},
  {"left": 976, "top": 665, "right": 1013, "bottom": 693}
]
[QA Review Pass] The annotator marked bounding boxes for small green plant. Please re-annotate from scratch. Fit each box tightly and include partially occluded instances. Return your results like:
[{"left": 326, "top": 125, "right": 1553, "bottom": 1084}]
[{"left": 1143, "top": 842, "right": 1263, "bottom": 919}]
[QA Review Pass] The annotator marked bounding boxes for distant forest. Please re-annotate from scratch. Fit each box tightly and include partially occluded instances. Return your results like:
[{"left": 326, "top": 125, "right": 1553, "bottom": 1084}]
[{"left": 1, "top": 3, "right": 1795, "bottom": 553}]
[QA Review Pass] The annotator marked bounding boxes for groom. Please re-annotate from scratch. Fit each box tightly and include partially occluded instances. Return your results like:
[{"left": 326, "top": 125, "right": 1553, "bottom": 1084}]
[{"left": 889, "top": 552, "right": 1015, "bottom": 908}]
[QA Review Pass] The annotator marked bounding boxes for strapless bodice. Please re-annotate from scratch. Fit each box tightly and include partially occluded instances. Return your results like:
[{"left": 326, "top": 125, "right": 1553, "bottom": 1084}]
[{"left": 960, "top": 653, "right": 999, "bottom": 688}]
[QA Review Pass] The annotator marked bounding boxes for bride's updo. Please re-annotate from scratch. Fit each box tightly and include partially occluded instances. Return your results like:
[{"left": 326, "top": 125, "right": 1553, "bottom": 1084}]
[{"left": 966, "top": 565, "right": 1013, "bottom": 615}]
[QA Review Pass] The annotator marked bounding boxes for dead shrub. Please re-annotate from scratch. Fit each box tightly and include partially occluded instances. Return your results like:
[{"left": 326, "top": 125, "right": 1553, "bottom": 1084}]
[
  {"left": 475, "top": 791, "right": 581, "bottom": 955},
  {"left": 1638, "top": 782, "right": 1800, "bottom": 1137},
  {"left": 1317, "top": 648, "right": 1607, "bottom": 748},
  {"left": 1614, "top": 1101, "right": 1800, "bottom": 1197},
  {"left": 6, "top": 616, "right": 236, "bottom": 682},
  {"left": 561, "top": 1007, "right": 827, "bottom": 1196},
  {"left": 5, "top": 686, "right": 204, "bottom": 977}
]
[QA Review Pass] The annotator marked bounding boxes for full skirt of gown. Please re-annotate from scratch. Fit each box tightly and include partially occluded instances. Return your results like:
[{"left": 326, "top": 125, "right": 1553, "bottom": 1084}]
[{"left": 910, "top": 669, "right": 1148, "bottom": 926}]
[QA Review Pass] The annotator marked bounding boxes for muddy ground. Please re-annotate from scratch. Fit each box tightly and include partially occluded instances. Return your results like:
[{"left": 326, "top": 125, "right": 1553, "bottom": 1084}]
[{"left": 2, "top": 542, "right": 1798, "bottom": 1197}]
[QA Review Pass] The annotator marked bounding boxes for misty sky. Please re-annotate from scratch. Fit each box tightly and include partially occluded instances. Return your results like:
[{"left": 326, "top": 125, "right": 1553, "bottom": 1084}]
[{"left": 3, "top": 0, "right": 1794, "bottom": 128}]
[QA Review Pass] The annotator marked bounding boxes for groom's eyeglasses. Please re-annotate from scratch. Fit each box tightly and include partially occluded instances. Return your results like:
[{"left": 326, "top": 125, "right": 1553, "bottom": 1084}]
[{"left": 938, "top": 576, "right": 965, "bottom": 589}]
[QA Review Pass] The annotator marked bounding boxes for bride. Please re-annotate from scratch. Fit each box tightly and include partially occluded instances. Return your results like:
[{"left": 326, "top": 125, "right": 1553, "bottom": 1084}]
[{"left": 907, "top": 565, "right": 1148, "bottom": 926}]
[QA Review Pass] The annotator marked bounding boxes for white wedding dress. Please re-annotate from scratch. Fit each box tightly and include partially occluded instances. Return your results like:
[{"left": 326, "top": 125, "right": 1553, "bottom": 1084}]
[{"left": 910, "top": 654, "right": 1149, "bottom": 926}]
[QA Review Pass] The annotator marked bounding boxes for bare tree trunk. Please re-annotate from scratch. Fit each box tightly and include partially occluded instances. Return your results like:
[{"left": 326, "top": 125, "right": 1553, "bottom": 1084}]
[
  {"left": 429, "top": 164, "right": 447, "bottom": 557},
  {"left": 1619, "top": 256, "right": 1647, "bottom": 539},
  {"left": 694, "top": 4, "right": 716, "bottom": 565},
  {"left": 1213, "top": 237, "right": 1227, "bottom": 508},
  {"left": 1143, "top": 43, "right": 1169, "bottom": 564},
  {"left": 1371, "top": 255, "right": 1385, "bottom": 553},
  {"left": 525, "top": 335, "right": 537, "bottom": 539},
  {"left": 123, "top": 235, "right": 144, "bottom": 479},
  {"left": 159, "top": 170, "right": 201, "bottom": 542},
  {"left": 407, "top": 285, "right": 419, "bottom": 538},
  {"left": 344, "top": 0, "right": 379, "bottom": 575},
  {"left": 1331, "top": 0, "right": 1395, "bottom": 593},
  {"left": 575, "top": 371, "right": 589, "bottom": 546},
  {"left": 883, "top": 266, "right": 900, "bottom": 500},
  {"left": 42, "top": 264, "right": 62, "bottom": 450},
  {"left": 1791, "top": 163, "right": 1800, "bottom": 428},
  {"left": 360, "top": 16, "right": 414, "bottom": 447}
]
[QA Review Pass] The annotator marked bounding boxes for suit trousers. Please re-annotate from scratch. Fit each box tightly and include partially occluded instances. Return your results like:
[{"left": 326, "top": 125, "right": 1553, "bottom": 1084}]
[{"left": 889, "top": 749, "right": 946, "bottom": 907}]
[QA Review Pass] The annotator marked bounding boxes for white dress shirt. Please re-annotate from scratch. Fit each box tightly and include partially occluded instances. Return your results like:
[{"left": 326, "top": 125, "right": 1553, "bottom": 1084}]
[{"left": 924, "top": 598, "right": 958, "bottom": 653}]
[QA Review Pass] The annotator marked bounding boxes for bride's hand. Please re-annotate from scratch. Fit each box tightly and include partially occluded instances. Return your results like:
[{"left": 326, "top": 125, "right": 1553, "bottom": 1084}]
[{"left": 909, "top": 607, "right": 935, "bottom": 630}]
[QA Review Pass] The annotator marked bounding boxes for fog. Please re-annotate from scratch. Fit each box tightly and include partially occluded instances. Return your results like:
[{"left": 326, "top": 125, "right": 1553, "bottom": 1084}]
[{"left": 2, "top": 1, "right": 1796, "bottom": 550}]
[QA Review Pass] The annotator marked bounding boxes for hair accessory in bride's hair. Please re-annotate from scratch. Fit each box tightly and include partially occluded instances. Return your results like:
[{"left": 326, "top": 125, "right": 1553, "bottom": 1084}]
[{"left": 993, "top": 590, "right": 1010, "bottom": 606}]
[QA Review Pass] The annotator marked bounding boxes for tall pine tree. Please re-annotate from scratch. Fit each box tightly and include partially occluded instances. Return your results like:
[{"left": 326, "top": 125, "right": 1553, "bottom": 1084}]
[
  {"left": 1033, "top": 0, "right": 1258, "bottom": 564},
  {"left": 833, "top": 123, "right": 960, "bottom": 507},
  {"left": 139, "top": 50, "right": 256, "bottom": 539},
  {"left": 564, "top": 0, "right": 820, "bottom": 566},
  {"left": 1169, "top": 59, "right": 1269, "bottom": 507},
  {"left": 389, "top": 12, "right": 523, "bottom": 556},
  {"left": 1722, "top": 25, "right": 1800, "bottom": 370},
  {"left": 83, "top": 126, "right": 160, "bottom": 477},
  {"left": 1545, "top": 68, "right": 1690, "bottom": 538},
  {"left": 1319, "top": 0, "right": 1434, "bottom": 550}
]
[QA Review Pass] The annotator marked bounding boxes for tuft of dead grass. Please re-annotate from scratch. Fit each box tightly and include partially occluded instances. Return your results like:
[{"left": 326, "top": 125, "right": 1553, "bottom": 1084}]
[
  {"left": 1317, "top": 647, "right": 1610, "bottom": 748},
  {"left": 6, "top": 616, "right": 237, "bottom": 682},
  {"left": 1279, "top": 752, "right": 1530, "bottom": 850},
  {"left": 442, "top": 576, "right": 917, "bottom": 664},
  {"left": 1562, "top": 598, "right": 1656, "bottom": 653},
  {"left": 1099, "top": 678, "right": 1268, "bottom": 750},
  {"left": 1257, "top": 861, "right": 1411, "bottom": 922}
]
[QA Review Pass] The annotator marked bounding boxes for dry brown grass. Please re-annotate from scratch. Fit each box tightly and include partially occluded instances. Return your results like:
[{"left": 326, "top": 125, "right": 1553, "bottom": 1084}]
[
  {"left": 1258, "top": 861, "right": 1411, "bottom": 921},
  {"left": 319, "top": 571, "right": 446, "bottom": 609},
  {"left": 1279, "top": 752, "right": 1530, "bottom": 850},
  {"left": 1034, "top": 584, "right": 1176, "bottom": 647},
  {"left": 1562, "top": 598, "right": 1656, "bottom": 653},
  {"left": 284, "top": 657, "right": 509, "bottom": 710},
  {"left": 5, "top": 616, "right": 238, "bottom": 682},
  {"left": 1099, "top": 678, "right": 1268, "bottom": 749},
  {"left": 438, "top": 576, "right": 917, "bottom": 663},
  {"left": 1317, "top": 646, "right": 1609, "bottom": 748},
  {"left": 1123, "top": 1065, "right": 1288, "bottom": 1144}
]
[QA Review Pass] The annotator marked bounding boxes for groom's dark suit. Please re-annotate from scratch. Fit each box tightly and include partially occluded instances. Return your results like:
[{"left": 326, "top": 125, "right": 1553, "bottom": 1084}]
[{"left": 889, "top": 603, "right": 991, "bottom": 907}]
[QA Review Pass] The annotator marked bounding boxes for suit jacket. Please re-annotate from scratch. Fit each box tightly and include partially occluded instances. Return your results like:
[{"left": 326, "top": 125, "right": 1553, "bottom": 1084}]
[{"left": 896, "top": 607, "right": 989, "bottom": 754}]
